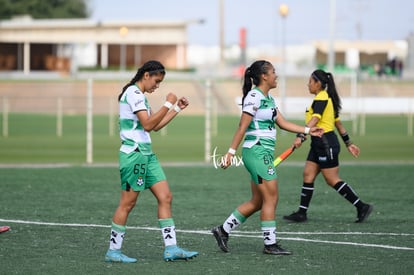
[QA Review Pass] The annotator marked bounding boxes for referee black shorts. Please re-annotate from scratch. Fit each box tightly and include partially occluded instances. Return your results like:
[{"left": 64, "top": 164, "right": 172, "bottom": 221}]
[{"left": 306, "top": 131, "right": 340, "bottom": 169}]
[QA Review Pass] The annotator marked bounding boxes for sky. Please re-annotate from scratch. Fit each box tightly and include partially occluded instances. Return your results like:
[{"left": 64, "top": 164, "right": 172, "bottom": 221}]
[{"left": 90, "top": 0, "right": 414, "bottom": 47}]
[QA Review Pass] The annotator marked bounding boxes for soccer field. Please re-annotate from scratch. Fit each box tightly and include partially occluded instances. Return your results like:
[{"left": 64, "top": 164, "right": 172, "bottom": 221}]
[
  {"left": 0, "top": 114, "right": 413, "bottom": 164},
  {"left": 0, "top": 113, "right": 413, "bottom": 274},
  {"left": 0, "top": 165, "right": 413, "bottom": 274}
]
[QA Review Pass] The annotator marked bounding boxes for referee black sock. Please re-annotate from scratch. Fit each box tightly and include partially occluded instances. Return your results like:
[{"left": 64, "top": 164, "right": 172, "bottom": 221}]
[
  {"left": 298, "top": 182, "right": 314, "bottom": 214},
  {"left": 333, "top": 181, "right": 363, "bottom": 208}
]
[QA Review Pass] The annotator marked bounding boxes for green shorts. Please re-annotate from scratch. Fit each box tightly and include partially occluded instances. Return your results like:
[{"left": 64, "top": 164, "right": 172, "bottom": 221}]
[
  {"left": 119, "top": 150, "right": 166, "bottom": 191},
  {"left": 242, "top": 145, "right": 277, "bottom": 184}
]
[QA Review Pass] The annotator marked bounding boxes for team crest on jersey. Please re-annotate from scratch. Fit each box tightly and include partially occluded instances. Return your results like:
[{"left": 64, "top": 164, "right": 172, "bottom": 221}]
[
  {"left": 267, "top": 166, "right": 275, "bottom": 175},
  {"left": 137, "top": 176, "right": 144, "bottom": 186}
]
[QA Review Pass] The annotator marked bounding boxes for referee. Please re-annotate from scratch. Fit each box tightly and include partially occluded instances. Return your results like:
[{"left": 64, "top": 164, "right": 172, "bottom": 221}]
[{"left": 283, "top": 69, "right": 373, "bottom": 223}]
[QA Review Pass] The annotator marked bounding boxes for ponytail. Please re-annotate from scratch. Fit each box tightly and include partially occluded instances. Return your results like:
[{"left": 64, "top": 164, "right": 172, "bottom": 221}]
[
  {"left": 326, "top": 72, "right": 341, "bottom": 116},
  {"left": 241, "top": 60, "right": 272, "bottom": 104},
  {"left": 242, "top": 67, "right": 253, "bottom": 104},
  {"left": 311, "top": 69, "right": 342, "bottom": 116},
  {"left": 118, "top": 60, "right": 166, "bottom": 101}
]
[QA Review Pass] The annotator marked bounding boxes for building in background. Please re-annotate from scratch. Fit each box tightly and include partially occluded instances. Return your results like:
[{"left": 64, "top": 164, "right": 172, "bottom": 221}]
[
  {"left": 0, "top": 15, "right": 194, "bottom": 74},
  {"left": 312, "top": 40, "right": 407, "bottom": 75},
  {"left": 0, "top": 16, "right": 410, "bottom": 78}
]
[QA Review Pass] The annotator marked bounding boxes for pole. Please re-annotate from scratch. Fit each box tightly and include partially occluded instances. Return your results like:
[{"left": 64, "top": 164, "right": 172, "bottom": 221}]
[
  {"left": 327, "top": 0, "right": 336, "bottom": 72},
  {"left": 2, "top": 97, "right": 8, "bottom": 137},
  {"left": 86, "top": 78, "right": 93, "bottom": 164},
  {"left": 278, "top": 4, "right": 289, "bottom": 115},
  {"left": 56, "top": 97, "right": 63, "bottom": 137},
  {"left": 120, "top": 44, "right": 126, "bottom": 71},
  {"left": 350, "top": 72, "right": 358, "bottom": 135},
  {"left": 109, "top": 97, "right": 114, "bottom": 136},
  {"left": 119, "top": 27, "right": 128, "bottom": 71},
  {"left": 359, "top": 99, "right": 366, "bottom": 136},
  {"left": 280, "top": 16, "right": 286, "bottom": 114},
  {"left": 205, "top": 79, "right": 212, "bottom": 163},
  {"left": 408, "top": 99, "right": 413, "bottom": 136},
  {"left": 219, "top": 0, "right": 225, "bottom": 67}
]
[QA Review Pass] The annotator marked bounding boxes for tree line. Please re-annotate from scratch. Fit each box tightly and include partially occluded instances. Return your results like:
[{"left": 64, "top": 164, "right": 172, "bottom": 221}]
[{"left": 0, "top": 0, "right": 90, "bottom": 19}]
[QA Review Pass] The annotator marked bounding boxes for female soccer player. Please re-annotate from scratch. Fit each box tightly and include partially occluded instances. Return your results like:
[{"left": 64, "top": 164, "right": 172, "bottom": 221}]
[
  {"left": 283, "top": 69, "right": 373, "bottom": 223},
  {"left": 105, "top": 60, "right": 198, "bottom": 263},
  {"left": 211, "top": 60, "right": 324, "bottom": 255}
]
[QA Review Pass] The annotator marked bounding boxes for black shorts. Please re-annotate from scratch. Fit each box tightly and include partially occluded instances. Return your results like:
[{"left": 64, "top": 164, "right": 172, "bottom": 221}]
[{"left": 306, "top": 131, "right": 340, "bottom": 169}]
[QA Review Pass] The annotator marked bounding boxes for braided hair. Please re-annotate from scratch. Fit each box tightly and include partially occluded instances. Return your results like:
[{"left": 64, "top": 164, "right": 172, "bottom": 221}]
[
  {"left": 118, "top": 60, "right": 166, "bottom": 101},
  {"left": 241, "top": 60, "right": 273, "bottom": 104},
  {"left": 311, "top": 69, "right": 342, "bottom": 117}
]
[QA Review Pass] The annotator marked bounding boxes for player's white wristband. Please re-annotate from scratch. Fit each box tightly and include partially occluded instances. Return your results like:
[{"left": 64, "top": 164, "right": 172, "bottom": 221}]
[
  {"left": 228, "top": 148, "right": 236, "bottom": 155},
  {"left": 304, "top": 127, "right": 310, "bottom": 135},
  {"left": 164, "top": 101, "right": 173, "bottom": 109},
  {"left": 174, "top": 105, "right": 182, "bottom": 113}
]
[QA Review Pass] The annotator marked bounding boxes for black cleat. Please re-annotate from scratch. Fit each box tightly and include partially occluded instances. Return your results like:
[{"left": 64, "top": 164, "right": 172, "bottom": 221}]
[
  {"left": 283, "top": 211, "right": 307, "bottom": 222},
  {"left": 211, "top": 225, "right": 229, "bottom": 252},
  {"left": 263, "top": 243, "right": 292, "bottom": 255},
  {"left": 356, "top": 203, "right": 373, "bottom": 223}
]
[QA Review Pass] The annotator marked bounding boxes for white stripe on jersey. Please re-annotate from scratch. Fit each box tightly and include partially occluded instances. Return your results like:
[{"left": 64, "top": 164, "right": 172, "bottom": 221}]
[
  {"left": 119, "top": 85, "right": 151, "bottom": 154},
  {"left": 242, "top": 88, "right": 277, "bottom": 149}
]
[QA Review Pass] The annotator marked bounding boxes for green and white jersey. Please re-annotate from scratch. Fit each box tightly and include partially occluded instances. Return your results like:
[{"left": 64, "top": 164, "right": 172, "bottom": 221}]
[
  {"left": 242, "top": 88, "right": 278, "bottom": 151},
  {"left": 119, "top": 85, "right": 153, "bottom": 155}
]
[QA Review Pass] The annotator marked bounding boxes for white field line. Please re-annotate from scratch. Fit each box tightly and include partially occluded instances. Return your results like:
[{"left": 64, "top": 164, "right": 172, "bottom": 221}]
[
  {"left": 1, "top": 218, "right": 413, "bottom": 251},
  {"left": 229, "top": 234, "right": 414, "bottom": 251}
]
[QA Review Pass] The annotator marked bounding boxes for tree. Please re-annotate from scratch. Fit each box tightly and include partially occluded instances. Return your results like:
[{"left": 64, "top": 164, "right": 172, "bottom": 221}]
[{"left": 0, "top": 0, "right": 90, "bottom": 20}]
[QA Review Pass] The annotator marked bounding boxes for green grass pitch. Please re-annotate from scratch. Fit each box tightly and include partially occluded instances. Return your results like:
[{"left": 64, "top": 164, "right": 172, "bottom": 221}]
[
  {"left": 0, "top": 165, "right": 413, "bottom": 274},
  {"left": 0, "top": 114, "right": 413, "bottom": 274}
]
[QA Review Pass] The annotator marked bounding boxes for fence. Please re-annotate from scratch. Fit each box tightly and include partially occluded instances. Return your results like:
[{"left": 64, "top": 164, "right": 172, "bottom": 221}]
[
  {"left": 1, "top": 78, "right": 413, "bottom": 164},
  {"left": 1, "top": 78, "right": 413, "bottom": 135}
]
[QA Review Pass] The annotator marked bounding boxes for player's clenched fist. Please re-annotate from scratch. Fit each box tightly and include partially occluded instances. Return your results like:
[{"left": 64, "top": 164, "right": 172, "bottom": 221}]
[
  {"left": 177, "top": 97, "right": 189, "bottom": 110},
  {"left": 165, "top": 92, "right": 177, "bottom": 104}
]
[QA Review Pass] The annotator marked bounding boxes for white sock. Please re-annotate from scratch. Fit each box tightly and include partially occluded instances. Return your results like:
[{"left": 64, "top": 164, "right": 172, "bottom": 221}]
[
  {"left": 109, "top": 222, "right": 126, "bottom": 250},
  {"left": 261, "top": 221, "right": 276, "bottom": 246},
  {"left": 159, "top": 218, "right": 177, "bottom": 247},
  {"left": 223, "top": 213, "right": 242, "bottom": 233}
]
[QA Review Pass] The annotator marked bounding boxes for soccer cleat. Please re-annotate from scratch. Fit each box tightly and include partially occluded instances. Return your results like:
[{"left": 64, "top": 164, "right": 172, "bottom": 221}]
[
  {"left": 263, "top": 243, "right": 292, "bottom": 255},
  {"left": 283, "top": 211, "right": 307, "bottom": 222},
  {"left": 104, "top": 249, "right": 137, "bottom": 263},
  {"left": 211, "top": 225, "right": 229, "bottom": 252},
  {"left": 356, "top": 203, "right": 373, "bottom": 223},
  {"left": 163, "top": 245, "right": 198, "bottom": 261}
]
